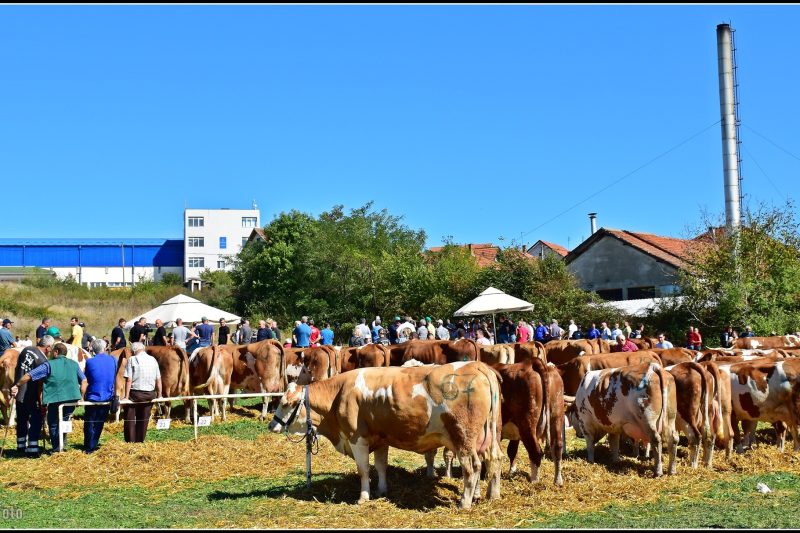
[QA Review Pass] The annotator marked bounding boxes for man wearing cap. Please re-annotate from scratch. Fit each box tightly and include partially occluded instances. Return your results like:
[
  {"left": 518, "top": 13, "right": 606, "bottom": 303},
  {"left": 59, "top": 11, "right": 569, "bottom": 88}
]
[
  {"left": 435, "top": 319, "right": 449, "bottom": 341},
  {"left": 68, "top": 317, "right": 84, "bottom": 348},
  {"left": 12, "top": 334, "right": 52, "bottom": 457},
  {"left": 387, "top": 317, "right": 400, "bottom": 345},
  {"left": 0, "top": 318, "right": 17, "bottom": 353},
  {"left": 425, "top": 317, "right": 436, "bottom": 341},
  {"left": 195, "top": 317, "right": 214, "bottom": 350},
  {"left": 46, "top": 325, "right": 63, "bottom": 340},
  {"left": 13, "top": 341, "right": 88, "bottom": 452}
]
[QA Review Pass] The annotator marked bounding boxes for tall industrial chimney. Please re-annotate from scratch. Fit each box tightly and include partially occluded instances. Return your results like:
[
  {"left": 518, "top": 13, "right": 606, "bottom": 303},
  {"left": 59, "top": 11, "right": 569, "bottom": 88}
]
[
  {"left": 717, "top": 23, "right": 742, "bottom": 232},
  {"left": 588, "top": 212, "right": 597, "bottom": 234}
]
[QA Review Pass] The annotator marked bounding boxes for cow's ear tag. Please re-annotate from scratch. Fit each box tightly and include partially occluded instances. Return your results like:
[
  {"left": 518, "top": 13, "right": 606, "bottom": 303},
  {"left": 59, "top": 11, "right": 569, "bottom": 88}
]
[{"left": 463, "top": 356, "right": 468, "bottom": 362}]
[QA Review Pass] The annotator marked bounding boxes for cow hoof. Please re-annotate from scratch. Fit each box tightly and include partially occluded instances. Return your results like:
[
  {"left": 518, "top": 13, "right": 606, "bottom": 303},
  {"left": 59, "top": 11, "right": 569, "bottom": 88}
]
[
  {"left": 554, "top": 475, "right": 564, "bottom": 487},
  {"left": 357, "top": 497, "right": 369, "bottom": 505}
]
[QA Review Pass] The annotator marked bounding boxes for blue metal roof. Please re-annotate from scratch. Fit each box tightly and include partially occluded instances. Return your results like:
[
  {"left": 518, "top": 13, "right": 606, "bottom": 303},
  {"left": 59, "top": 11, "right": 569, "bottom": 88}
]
[{"left": 0, "top": 238, "right": 182, "bottom": 246}]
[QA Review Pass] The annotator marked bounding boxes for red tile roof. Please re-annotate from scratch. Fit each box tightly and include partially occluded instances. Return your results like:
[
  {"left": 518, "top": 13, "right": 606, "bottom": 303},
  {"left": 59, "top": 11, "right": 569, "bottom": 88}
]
[
  {"left": 539, "top": 240, "right": 569, "bottom": 257},
  {"left": 428, "top": 243, "right": 534, "bottom": 268},
  {"left": 603, "top": 230, "right": 701, "bottom": 269}
]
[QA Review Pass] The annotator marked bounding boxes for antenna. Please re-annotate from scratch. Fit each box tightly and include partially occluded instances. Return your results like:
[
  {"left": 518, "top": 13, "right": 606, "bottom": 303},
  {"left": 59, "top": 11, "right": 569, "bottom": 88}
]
[{"left": 252, "top": 199, "right": 258, "bottom": 210}]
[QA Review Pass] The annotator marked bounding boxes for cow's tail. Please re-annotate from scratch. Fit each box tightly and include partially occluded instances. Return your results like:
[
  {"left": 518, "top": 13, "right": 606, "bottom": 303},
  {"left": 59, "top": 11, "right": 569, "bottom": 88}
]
[
  {"left": 201, "top": 345, "right": 219, "bottom": 392},
  {"left": 276, "top": 341, "right": 287, "bottom": 391},
  {"left": 701, "top": 362, "right": 722, "bottom": 438},
  {"left": 176, "top": 345, "right": 191, "bottom": 396},
  {"left": 480, "top": 363, "right": 503, "bottom": 480},
  {"left": 530, "top": 357, "right": 550, "bottom": 438},
  {"left": 686, "top": 361, "right": 710, "bottom": 441},
  {"left": 652, "top": 363, "right": 669, "bottom": 436}
]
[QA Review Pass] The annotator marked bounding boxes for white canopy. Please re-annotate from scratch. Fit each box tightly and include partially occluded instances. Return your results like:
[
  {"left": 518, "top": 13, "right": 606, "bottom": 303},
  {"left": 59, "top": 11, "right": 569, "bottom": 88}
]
[
  {"left": 453, "top": 287, "right": 534, "bottom": 317},
  {"left": 126, "top": 294, "right": 241, "bottom": 328}
]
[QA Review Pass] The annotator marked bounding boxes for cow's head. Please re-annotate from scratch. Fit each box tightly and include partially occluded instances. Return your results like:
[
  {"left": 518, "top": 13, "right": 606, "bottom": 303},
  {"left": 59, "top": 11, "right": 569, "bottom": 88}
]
[{"left": 267, "top": 382, "right": 307, "bottom": 435}]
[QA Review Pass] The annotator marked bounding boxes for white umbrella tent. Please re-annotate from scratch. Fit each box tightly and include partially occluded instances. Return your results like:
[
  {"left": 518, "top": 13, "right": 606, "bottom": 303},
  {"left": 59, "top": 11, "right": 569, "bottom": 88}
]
[
  {"left": 126, "top": 294, "right": 241, "bottom": 328},
  {"left": 453, "top": 287, "right": 534, "bottom": 341}
]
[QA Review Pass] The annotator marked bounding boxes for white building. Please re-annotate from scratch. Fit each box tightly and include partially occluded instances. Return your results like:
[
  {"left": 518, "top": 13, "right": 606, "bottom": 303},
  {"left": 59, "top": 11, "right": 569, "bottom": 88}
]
[{"left": 183, "top": 207, "right": 260, "bottom": 282}]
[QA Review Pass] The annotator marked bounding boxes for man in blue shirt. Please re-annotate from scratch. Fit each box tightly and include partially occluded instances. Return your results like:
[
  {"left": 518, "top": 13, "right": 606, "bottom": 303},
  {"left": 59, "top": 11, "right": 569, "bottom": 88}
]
[
  {"left": 371, "top": 319, "right": 383, "bottom": 344},
  {"left": 0, "top": 318, "right": 18, "bottom": 353},
  {"left": 587, "top": 323, "right": 600, "bottom": 340},
  {"left": 195, "top": 317, "right": 214, "bottom": 349},
  {"left": 320, "top": 323, "right": 335, "bottom": 346},
  {"left": 534, "top": 320, "right": 549, "bottom": 342},
  {"left": 82, "top": 338, "right": 117, "bottom": 453},
  {"left": 294, "top": 316, "right": 312, "bottom": 348}
]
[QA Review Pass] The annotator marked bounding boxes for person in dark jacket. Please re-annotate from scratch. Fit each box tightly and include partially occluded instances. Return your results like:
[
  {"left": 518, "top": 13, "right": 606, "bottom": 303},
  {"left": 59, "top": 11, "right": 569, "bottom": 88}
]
[{"left": 12, "top": 335, "right": 53, "bottom": 457}]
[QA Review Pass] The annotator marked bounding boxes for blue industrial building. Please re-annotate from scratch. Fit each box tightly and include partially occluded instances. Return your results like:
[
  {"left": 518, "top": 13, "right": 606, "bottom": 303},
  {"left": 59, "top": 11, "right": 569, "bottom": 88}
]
[{"left": 0, "top": 238, "right": 184, "bottom": 286}]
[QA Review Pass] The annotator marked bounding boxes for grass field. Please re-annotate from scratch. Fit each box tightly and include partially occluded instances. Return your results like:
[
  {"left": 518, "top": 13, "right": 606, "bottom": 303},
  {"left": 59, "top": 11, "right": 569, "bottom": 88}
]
[{"left": 0, "top": 398, "right": 798, "bottom": 529}]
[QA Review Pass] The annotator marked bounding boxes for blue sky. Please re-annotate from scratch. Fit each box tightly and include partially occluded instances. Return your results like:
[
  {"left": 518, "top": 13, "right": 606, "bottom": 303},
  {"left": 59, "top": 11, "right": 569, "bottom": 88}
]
[{"left": 2, "top": 5, "right": 799, "bottom": 249}]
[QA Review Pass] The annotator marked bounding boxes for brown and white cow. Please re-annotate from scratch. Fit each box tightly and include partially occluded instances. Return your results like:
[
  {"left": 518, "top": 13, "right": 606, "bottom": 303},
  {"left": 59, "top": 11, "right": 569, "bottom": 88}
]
[
  {"left": 219, "top": 339, "right": 287, "bottom": 420},
  {"left": 631, "top": 337, "right": 660, "bottom": 350},
  {"left": 112, "top": 345, "right": 191, "bottom": 421},
  {"left": 338, "top": 344, "right": 392, "bottom": 373},
  {"left": 296, "top": 345, "right": 339, "bottom": 383},
  {"left": 268, "top": 361, "right": 503, "bottom": 509},
  {"left": 511, "top": 341, "right": 548, "bottom": 364},
  {"left": 388, "top": 339, "right": 480, "bottom": 366},
  {"left": 733, "top": 335, "right": 800, "bottom": 350},
  {"left": 698, "top": 360, "right": 734, "bottom": 458},
  {"left": 188, "top": 345, "right": 233, "bottom": 421},
  {"left": 477, "top": 343, "right": 516, "bottom": 365},
  {"left": 719, "top": 358, "right": 800, "bottom": 453},
  {"left": 565, "top": 362, "right": 678, "bottom": 476},
  {"left": 666, "top": 362, "right": 712, "bottom": 467},
  {"left": 557, "top": 351, "right": 662, "bottom": 396},
  {"left": 0, "top": 349, "right": 20, "bottom": 426},
  {"left": 585, "top": 338, "right": 612, "bottom": 354},
  {"left": 652, "top": 348, "right": 696, "bottom": 366},
  {"left": 543, "top": 339, "right": 594, "bottom": 366}
]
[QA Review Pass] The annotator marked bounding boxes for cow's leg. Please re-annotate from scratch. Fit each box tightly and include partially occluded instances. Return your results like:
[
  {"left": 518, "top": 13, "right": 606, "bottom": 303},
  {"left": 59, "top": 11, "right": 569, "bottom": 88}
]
[
  {"left": 470, "top": 453, "right": 483, "bottom": 504},
  {"left": 741, "top": 420, "right": 757, "bottom": 450},
  {"left": 352, "top": 439, "right": 372, "bottom": 504},
  {"left": 8, "top": 399, "right": 16, "bottom": 428},
  {"left": 424, "top": 450, "right": 436, "bottom": 478},
  {"left": 774, "top": 421, "right": 787, "bottom": 452},
  {"left": 702, "top": 425, "right": 715, "bottom": 468},
  {"left": 788, "top": 423, "right": 800, "bottom": 452},
  {"left": 667, "top": 425, "right": 679, "bottom": 475},
  {"left": 609, "top": 433, "right": 621, "bottom": 463},
  {"left": 507, "top": 440, "right": 520, "bottom": 475},
  {"left": 259, "top": 383, "right": 269, "bottom": 421},
  {"left": 732, "top": 413, "right": 744, "bottom": 453},
  {"left": 686, "top": 426, "right": 700, "bottom": 469},
  {"left": 651, "top": 430, "right": 664, "bottom": 477},
  {"left": 443, "top": 448, "right": 454, "bottom": 478},
  {"left": 374, "top": 446, "right": 389, "bottom": 498},
  {"left": 222, "top": 382, "right": 230, "bottom": 422},
  {"left": 585, "top": 433, "right": 597, "bottom": 464},
  {"left": 458, "top": 452, "right": 476, "bottom": 510},
  {"left": 520, "top": 427, "right": 543, "bottom": 483}
]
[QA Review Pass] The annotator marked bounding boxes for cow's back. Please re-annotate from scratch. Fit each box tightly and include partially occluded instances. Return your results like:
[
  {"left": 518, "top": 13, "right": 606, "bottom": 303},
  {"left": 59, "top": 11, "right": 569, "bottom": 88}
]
[{"left": 558, "top": 351, "right": 661, "bottom": 396}]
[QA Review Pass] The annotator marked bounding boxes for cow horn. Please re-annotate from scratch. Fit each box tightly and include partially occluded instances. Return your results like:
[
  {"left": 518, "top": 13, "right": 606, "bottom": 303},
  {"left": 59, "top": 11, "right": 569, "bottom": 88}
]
[{"left": 563, "top": 394, "right": 576, "bottom": 405}]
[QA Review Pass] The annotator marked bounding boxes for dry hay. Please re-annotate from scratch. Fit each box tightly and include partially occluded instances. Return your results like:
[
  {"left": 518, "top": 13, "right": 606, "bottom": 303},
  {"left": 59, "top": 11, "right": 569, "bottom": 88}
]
[{"left": 1, "top": 418, "right": 799, "bottom": 528}]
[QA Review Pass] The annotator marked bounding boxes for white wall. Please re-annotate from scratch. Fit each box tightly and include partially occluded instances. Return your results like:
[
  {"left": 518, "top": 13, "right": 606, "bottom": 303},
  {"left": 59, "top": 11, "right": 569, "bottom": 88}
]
[
  {"left": 50, "top": 266, "right": 183, "bottom": 287},
  {"left": 184, "top": 208, "right": 260, "bottom": 281}
]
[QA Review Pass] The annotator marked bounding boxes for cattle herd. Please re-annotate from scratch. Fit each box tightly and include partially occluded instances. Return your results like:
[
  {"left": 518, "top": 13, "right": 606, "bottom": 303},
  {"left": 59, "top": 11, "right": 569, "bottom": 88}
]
[{"left": 1, "top": 333, "right": 799, "bottom": 509}]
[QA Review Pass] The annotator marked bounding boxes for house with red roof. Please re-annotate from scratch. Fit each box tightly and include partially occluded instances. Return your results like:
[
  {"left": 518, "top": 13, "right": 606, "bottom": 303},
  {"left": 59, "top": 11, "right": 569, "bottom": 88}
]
[
  {"left": 564, "top": 228, "right": 703, "bottom": 301},
  {"left": 526, "top": 240, "right": 570, "bottom": 260}
]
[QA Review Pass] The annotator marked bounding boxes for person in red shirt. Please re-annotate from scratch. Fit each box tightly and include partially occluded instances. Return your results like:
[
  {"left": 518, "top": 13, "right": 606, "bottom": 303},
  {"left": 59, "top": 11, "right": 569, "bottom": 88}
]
[
  {"left": 687, "top": 327, "right": 702, "bottom": 350},
  {"left": 613, "top": 334, "right": 639, "bottom": 352},
  {"left": 309, "top": 319, "right": 321, "bottom": 347},
  {"left": 516, "top": 320, "right": 530, "bottom": 344}
]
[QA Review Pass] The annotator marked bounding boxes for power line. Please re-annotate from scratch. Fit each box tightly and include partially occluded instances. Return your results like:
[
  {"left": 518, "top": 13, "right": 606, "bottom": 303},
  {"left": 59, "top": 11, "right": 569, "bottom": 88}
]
[
  {"left": 742, "top": 123, "right": 800, "bottom": 163},
  {"left": 741, "top": 144, "right": 786, "bottom": 200},
  {"left": 521, "top": 119, "right": 721, "bottom": 239}
]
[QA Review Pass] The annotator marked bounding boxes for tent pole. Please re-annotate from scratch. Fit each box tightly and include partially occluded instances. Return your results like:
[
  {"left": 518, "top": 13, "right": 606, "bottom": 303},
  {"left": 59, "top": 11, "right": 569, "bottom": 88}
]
[{"left": 492, "top": 313, "right": 497, "bottom": 345}]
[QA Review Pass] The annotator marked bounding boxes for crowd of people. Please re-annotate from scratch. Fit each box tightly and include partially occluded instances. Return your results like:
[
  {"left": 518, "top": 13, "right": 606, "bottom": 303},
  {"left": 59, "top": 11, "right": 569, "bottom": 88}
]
[{"left": 0, "top": 311, "right": 772, "bottom": 458}]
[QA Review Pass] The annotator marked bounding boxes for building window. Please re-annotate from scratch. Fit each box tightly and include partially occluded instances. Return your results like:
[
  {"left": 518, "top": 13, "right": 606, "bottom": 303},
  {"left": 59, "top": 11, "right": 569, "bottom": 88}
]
[
  {"left": 188, "top": 237, "right": 204, "bottom": 247},
  {"left": 188, "top": 217, "right": 204, "bottom": 227},
  {"left": 627, "top": 286, "right": 656, "bottom": 300},
  {"left": 217, "top": 260, "right": 226, "bottom": 269},
  {"left": 596, "top": 288, "right": 623, "bottom": 301},
  {"left": 242, "top": 237, "right": 248, "bottom": 247},
  {"left": 220, "top": 237, "right": 227, "bottom": 249},
  {"left": 242, "top": 217, "right": 257, "bottom": 228},
  {"left": 189, "top": 257, "right": 204, "bottom": 268}
]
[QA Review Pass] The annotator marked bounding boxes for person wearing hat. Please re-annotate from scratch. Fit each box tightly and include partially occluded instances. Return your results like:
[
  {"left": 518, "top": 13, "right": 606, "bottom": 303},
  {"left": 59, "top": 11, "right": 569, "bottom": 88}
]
[
  {"left": 46, "top": 325, "right": 62, "bottom": 339},
  {"left": 425, "top": 317, "right": 436, "bottom": 341},
  {"left": 0, "top": 318, "right": 17, "bottom": 353},
  {"left": 13, "top": 341, "right": 88, "bottom": 453},
  {"left": 11, "top": 334, "right": 53, "bottom": 457},
  {"left": 435, "top": 319, "right": 449, "bottom": 341}
]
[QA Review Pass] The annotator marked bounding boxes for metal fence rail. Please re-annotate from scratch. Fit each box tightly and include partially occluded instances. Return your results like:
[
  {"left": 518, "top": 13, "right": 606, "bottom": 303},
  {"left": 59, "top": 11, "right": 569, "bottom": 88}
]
[{"left": 57, "top": 391, "right": 284, "bottom": 451}]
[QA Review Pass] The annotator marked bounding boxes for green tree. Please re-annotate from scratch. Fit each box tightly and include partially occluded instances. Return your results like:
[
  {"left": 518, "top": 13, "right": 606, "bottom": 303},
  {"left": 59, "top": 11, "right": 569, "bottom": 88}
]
[{"left": 669, "top": 200, "right": 800, "bottom": 341}]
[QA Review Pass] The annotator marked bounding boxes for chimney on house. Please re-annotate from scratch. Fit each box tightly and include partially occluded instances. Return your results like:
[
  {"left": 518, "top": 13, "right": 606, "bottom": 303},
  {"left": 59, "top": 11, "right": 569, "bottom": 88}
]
[{"left": 588, "top": 212, "right": 597, "bottom": 234}]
